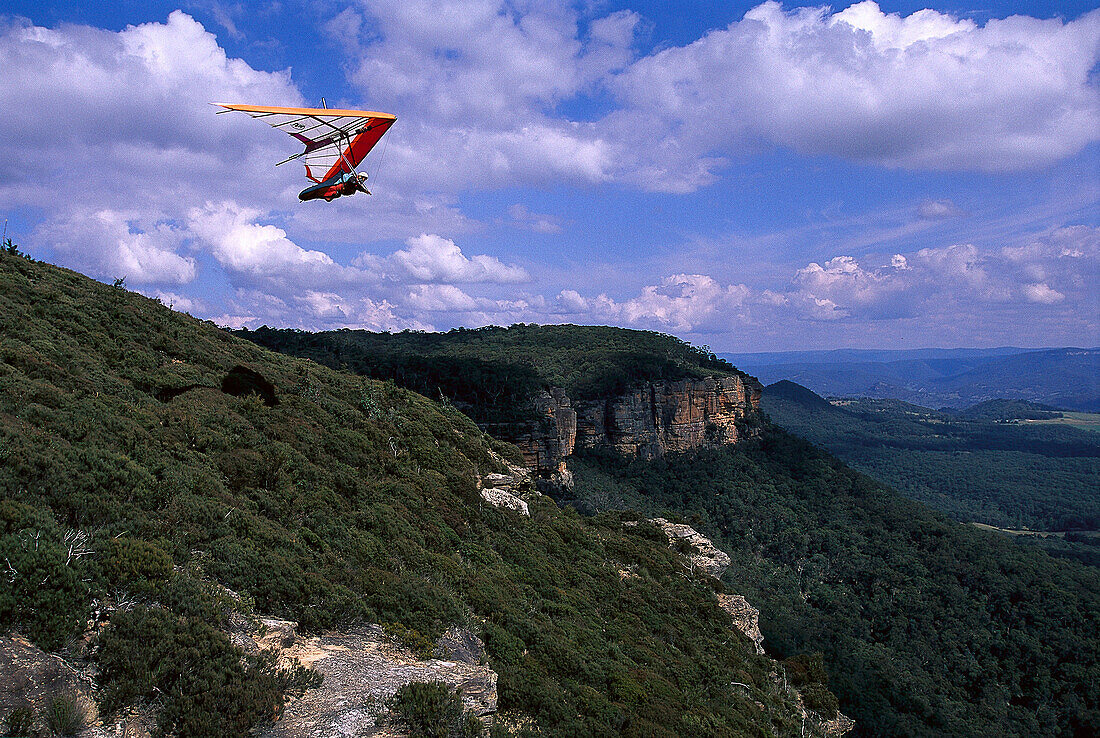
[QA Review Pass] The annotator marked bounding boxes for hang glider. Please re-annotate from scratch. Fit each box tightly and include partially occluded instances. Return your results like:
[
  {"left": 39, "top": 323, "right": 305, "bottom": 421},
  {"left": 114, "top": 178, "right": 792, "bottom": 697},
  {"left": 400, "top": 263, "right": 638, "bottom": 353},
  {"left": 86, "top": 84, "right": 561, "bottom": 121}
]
[{"left": 215, "top": 103, "right": 396, "bottom": 202}]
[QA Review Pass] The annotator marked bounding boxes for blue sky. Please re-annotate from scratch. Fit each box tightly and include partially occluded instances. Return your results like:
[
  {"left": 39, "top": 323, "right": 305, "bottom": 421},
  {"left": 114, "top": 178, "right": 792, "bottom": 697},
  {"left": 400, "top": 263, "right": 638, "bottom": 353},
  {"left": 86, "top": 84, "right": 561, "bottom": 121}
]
[{"left": 1, "top": 1, "right": 1097, "bottom": 351}]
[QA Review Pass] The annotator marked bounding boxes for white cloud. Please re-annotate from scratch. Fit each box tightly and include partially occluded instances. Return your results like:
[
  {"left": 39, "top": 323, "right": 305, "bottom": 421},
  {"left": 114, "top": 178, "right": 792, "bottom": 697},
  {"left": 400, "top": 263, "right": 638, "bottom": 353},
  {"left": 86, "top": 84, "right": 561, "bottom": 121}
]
[
  {"left": 1023, "top": 283, "right": 1065, "bottom": 304},
  {"left": 326, "top": 2, "right": 1100, "bottom": 195},
  {"left": 917, "top": 199, "right": 965, "bottom": 220},
  {"left": 546, "top": 225, "right": 1098, "bottom": 332},
  {"left": 345, "top": 0, "right": 638, "bottom": 126},
  {"left": 554, "top": 274, "right": 754, "bottom": 332},
  {"left": 36, "top": 209, "right": 195, "bottom": 284},
  {"left": 333, "top": 0, "right": 633, "bottom": 190},
  {"left": 406, "top": 284, "right": 480, "bottom": 311},
  {"left": 1, "top": 12, "right": 307, "bottom": 276},
  {"left": 187, "top": 202, "right": 338, "bottom": 276},
  {"left": 608, "top": 2, "right": 1100, "bottom": 189},
  {"left": 355, "top": 233, "right": 528, "bottom": 283}
]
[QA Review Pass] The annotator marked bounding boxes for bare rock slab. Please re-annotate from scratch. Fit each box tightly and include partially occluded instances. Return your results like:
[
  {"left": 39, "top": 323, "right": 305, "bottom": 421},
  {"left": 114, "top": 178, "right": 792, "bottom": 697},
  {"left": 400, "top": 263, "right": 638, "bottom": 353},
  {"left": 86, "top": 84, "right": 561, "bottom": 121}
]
[{"left": 261, "top": 624, "right": 496, "bottom": 738}]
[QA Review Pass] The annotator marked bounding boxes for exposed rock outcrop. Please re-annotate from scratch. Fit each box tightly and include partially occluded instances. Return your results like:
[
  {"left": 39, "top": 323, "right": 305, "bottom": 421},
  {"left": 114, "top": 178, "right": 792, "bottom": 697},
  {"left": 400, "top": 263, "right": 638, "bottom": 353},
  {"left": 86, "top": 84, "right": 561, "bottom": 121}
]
[
  {"left": 477, "top": 463, "right": 536, "bottom": 516},
  {"left": 649, "top": 517, "right": 732, "bottom": 579},
  {"left": 491, "top": 375, "right": 763, "bottom": 476},
  {"left": 480, "top": 487, "right": 529, "bottom": 516},
  {"left": 818, "top": 710, "right": 857, "bottom": 737},
  {"left": 506, "top": 388, "right": 577, "bottom": 477},
  {"left": 717, "top": 594, "right": 765, "bottom": 655}
]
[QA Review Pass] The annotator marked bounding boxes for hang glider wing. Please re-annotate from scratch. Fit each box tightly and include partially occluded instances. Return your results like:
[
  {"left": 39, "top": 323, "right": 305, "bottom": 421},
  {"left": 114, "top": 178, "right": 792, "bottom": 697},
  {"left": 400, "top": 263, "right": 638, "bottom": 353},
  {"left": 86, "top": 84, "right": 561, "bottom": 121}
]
[{"left": 215, "top": 103, "right": 396, "bottom": 183}]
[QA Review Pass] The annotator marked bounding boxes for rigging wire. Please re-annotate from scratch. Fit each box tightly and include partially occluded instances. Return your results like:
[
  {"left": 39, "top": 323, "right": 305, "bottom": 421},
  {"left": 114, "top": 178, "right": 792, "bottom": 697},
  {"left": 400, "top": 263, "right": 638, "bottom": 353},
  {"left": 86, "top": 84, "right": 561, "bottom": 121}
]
[{"left": 368, "top": 123, "right": 393, "bottom": 192}]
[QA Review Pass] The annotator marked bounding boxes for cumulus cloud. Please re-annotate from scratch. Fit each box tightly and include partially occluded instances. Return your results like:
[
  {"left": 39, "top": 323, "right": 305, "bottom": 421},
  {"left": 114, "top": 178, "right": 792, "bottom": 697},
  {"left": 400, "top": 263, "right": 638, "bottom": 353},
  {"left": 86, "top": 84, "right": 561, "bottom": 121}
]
[
  {"left": 1023, "top": 283, "right": 1065, "bottom": 304},
  {"left": 355, "top": 233, "right": 528, "bottom": 283},
  {"left": 332, "top": 0, "right": 636, "bottom": 190},
  {"left": 607, "top": 1, "right": 1100, "bottom": 189},
  {"left": 553, "top": 274, "right": 754, "bottom": 332},
  {"left": 787, "top": 229, "right": 1099, "bottom": 321},
  {"left": 318, "top": 2, "right": 1100, "bottom": 194},
  {"left": 0, "top": 12, "right": 308, "bottom": 282},
  {"left": 36, "top": 209, "right": 195, "bottom": 284},
  {"left": 542, "top": 224, "right": 1098, "bottom": 333},
  {"left": 188, "top": 202, "right": 340, "bottom": 277}
]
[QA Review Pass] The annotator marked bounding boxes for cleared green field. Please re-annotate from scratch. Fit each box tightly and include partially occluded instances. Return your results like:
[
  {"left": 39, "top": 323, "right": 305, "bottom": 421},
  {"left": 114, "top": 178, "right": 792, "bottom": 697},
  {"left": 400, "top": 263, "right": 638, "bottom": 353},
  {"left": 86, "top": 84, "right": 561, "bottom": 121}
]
[{"left": 1018, "top": 412, "right": 1100, "bottom": 433}]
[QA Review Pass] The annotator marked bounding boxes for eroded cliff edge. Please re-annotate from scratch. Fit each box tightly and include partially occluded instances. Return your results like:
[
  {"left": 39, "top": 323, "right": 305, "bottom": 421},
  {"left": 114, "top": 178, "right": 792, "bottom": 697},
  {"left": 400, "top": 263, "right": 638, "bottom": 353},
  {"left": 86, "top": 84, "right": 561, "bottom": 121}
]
[{"left": 485, "top": 374, "right": 764, "bottom": 476}]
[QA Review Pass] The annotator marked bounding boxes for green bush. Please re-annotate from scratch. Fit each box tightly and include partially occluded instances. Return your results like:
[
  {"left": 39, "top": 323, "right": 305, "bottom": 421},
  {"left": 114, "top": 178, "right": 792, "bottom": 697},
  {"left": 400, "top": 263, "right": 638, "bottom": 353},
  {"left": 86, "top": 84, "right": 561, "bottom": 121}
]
[
  {"left": 95, "top": 607, "right": 288, "bottom": 738},
  {"left": 799, "top": 683, "right": 839, "bottom": 719},
  {"left": 100, "top": 537, "right": 172, "bottom": 589},
  {"left": 391, "top": 682, "right": 482, "bottom": 738},
  {"left": 44, "top": 694, "right": 93, "bottom": 736},
  {"left": 0, "top": 531, "right": 89, "bottom": 650}
]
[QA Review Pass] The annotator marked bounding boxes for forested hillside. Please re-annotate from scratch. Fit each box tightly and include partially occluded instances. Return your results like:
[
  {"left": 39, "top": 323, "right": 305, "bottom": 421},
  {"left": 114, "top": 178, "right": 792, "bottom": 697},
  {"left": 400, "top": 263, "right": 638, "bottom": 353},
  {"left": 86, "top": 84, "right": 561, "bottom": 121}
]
[
  {"left": 4, "top": 252, "right": 1097, "bottom": 738},
  {"left": 564, "top": 440, "right": 1100, "bottom": 737},
  {"left": 0, "top": 252, "right": 816, "bottom": 737},
  {"left": 762, "top": 381, "right": 1100, "bottom": 535}
]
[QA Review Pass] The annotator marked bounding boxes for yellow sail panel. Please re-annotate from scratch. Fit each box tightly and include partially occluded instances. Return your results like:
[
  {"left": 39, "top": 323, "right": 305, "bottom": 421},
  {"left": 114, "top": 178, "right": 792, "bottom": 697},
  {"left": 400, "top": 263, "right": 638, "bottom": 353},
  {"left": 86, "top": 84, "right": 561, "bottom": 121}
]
[{"left": 214, "top": 103, "right": 396, "bottom": 120}]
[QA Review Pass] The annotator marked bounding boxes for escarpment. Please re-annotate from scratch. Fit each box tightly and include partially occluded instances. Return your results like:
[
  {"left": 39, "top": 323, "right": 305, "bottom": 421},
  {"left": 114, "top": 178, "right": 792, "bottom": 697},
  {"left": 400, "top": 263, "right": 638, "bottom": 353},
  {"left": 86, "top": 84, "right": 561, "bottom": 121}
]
[{"left": 488, "top": 374, "right": 764, "bottom": 476}]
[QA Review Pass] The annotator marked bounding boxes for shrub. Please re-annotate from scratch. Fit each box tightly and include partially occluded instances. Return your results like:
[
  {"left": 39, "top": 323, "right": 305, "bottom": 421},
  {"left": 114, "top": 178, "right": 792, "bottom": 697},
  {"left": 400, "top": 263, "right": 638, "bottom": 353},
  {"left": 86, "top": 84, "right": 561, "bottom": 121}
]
[
  {"left": 391, "top": 681, "right": 482, "bottom": 738},
  {"left": 3, "top": 706, "right": 33, "bottom": 737},
  {"left": 0, "top": 531, "right": 89, "bottom": 650},
  {"left": 799, "top": 683, "right": 839, "bottom": 719},
  {"left": 100, "top": 537, "right": 172, "bottom": 589},
  {"left": 95, "top": 607, "right": 292, "bottom": 738},
  {"left": 44, "top": 694, "right": 93, "bottom": 735}
]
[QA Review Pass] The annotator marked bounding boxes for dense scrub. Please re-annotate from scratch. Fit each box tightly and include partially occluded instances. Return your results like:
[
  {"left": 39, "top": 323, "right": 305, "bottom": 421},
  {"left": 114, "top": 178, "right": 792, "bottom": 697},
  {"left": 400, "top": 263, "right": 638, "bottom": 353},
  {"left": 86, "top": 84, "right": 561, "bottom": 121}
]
[
  {"left": 565, "top": 436, "right": 1100, "bottom": 738},
  {"left": 0, "top": 253, "right": 808, "bottom": 736},
  {"left": 237, "top": 323, "right": 742, "bottom": 423}
]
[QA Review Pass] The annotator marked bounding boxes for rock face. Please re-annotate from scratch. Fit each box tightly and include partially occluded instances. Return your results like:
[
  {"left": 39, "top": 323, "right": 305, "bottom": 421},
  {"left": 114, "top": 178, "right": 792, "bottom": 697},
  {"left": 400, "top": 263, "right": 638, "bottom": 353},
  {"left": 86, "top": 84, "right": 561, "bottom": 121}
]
[
  {"left": 506, "top": 388, "right": 577, "bottom": 476},
  {"left": 257, "top": 623, "right": 497, "bottom": 738},
  {"left": 0, "top": 636, "right": 99, "bottom": 737},
  {"left": 650, "top": 518, "right": 732, "bottom": 579},
  {"left": 717, "top": 594, "right": 765, "bottom": 655},
  {"left": 491, "top": 375, "right": 762, "bottom": 476}
]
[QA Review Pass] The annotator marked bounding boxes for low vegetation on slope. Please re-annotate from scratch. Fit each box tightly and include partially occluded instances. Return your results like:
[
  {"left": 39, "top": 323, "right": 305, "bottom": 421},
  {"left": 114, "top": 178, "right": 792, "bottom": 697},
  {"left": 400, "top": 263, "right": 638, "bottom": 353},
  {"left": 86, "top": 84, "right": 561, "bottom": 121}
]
[
  {"left": 237, "top": 324, "right": 742, "bottom": 424},
  {"left": 762, "top": 382, "right": 1100, "bottom": 535},
  {"left": 565, "top": 438, "right": 1100, "bottom": 738},
  {"left": 0, "top": 252, "right": 813, "bottom": 737}
]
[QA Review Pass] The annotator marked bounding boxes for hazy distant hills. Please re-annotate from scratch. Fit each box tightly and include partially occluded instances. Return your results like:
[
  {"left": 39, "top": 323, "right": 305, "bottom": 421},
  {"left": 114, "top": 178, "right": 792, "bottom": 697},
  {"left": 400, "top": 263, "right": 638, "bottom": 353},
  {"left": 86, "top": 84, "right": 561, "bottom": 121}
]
[{"left": 724, "top": 347, "right": 1100, "bottom": 411}]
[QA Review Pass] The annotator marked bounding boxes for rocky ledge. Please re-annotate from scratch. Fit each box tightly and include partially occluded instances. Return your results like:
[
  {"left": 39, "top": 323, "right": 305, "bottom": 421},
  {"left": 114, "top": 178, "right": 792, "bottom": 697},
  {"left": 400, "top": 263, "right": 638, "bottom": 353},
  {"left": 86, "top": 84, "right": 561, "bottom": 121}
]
[
  {"left": 249, "top": 622, "right": 497, "bottom": 738},
  {"left": 649, "top": 517, "right": 733, "bottom": 579}
]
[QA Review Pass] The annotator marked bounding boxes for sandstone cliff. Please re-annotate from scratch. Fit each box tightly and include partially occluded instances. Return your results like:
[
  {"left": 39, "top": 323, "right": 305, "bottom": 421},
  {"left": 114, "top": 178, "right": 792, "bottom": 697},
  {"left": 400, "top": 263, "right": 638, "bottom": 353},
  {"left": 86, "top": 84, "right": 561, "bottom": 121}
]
[{"left": 488, "top": 375, "right": 763, "bottom": 476}]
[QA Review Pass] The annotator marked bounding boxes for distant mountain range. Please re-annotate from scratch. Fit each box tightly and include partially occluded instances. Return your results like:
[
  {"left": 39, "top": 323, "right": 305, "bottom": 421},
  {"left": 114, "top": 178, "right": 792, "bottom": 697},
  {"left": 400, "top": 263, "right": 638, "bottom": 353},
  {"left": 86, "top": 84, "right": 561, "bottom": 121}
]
[{"left": 723, "top": 346, "right": 1100, "bottom": 411}]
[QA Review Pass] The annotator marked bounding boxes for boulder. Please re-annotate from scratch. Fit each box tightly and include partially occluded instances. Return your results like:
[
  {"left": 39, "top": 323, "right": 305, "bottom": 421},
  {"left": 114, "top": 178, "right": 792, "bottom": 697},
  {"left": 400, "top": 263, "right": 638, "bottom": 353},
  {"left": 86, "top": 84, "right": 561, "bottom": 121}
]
[{"left": 480, "top": 488, "right": 529, "bottom": 516}]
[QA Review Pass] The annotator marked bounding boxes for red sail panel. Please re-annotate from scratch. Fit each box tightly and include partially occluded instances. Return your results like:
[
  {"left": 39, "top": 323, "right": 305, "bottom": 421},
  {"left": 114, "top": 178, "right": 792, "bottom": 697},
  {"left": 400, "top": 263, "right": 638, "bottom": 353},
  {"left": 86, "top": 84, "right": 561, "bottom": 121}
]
[{"left": 322, "top": 118, "right": 397, "bottom": 181}]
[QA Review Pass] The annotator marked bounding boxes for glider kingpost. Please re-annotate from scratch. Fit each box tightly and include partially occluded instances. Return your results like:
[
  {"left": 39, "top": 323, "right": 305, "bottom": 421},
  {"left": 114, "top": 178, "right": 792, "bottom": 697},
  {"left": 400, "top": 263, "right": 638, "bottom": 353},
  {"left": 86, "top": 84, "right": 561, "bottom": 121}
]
[{"left": 215, "top": 103, "right": 396, "bottom": 202}]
